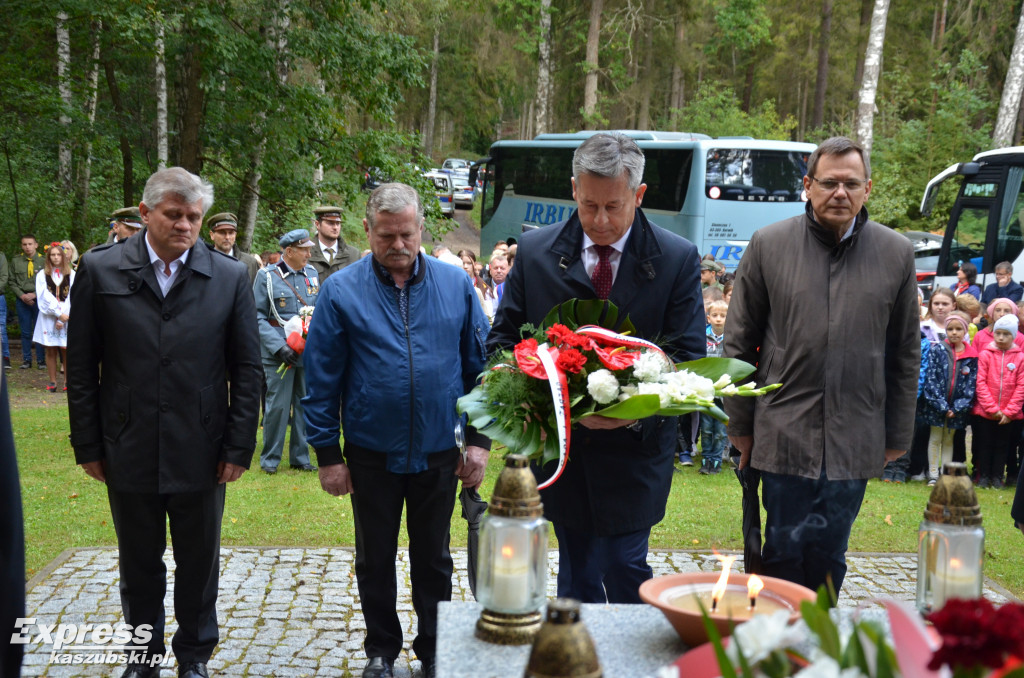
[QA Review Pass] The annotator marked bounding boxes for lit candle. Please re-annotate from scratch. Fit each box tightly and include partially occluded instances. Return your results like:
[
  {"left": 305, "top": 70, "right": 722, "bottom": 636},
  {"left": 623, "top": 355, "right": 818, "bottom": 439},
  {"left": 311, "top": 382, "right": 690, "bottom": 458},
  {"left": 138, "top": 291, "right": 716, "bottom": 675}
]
[
  {"left": 490, "top": 542, "right": 530, "bottom": 611},
  {"left": 748, "top": 575, "right": 764, "bottom": 610},
  {"left": 932, "top": 558, "right": 980, "bottom": 609},
  {"left": 710, "top": 554, "right": 737, "bottom": 613}
]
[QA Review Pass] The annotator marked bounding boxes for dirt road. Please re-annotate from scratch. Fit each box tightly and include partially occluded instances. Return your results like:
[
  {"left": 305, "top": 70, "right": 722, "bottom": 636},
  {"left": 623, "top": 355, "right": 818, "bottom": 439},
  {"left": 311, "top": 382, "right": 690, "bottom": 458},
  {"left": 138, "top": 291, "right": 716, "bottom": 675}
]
[{"left": 427, "top": 207, "right": 483, "bottom": 257}]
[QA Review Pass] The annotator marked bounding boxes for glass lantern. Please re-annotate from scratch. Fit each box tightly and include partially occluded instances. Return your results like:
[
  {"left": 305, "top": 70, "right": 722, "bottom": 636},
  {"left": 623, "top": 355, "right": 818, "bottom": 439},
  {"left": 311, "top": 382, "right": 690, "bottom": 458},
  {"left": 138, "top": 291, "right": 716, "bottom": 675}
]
[
  {"left": 916, "top": 462, "right": 985, "bottom": 614},
  {"left": 475, "top": 454, "right": 549, "bottom": 644}
]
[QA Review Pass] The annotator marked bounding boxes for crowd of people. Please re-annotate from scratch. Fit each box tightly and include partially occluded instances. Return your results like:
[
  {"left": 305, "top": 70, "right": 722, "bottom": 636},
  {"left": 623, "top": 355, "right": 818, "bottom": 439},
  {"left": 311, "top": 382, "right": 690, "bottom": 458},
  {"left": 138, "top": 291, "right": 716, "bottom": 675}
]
[{"left": 0, "top": 134, "right": 1019, "bottom": 678}]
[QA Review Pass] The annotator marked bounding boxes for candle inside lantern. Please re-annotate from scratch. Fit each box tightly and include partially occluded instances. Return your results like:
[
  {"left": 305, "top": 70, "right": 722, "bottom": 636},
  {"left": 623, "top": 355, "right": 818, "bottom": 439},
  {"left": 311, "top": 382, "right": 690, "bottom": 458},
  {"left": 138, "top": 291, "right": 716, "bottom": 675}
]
[
  {"left": 489, "top": 540, "right": 531, "bottom": 612},
  {"left": 932, "top": 557, "right": 980, "bottom": 609}
]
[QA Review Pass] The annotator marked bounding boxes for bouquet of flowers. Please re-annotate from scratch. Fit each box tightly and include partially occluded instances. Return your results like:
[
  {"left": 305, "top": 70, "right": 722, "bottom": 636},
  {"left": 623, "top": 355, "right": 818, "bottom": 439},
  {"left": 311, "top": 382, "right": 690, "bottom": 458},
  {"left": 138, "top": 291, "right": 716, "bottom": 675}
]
[
  {"left": 457, "top": 299, "right": 780, "bottom": 488},
  {"left": 277, "top": 305, "right": 315, "bottom": 376}
]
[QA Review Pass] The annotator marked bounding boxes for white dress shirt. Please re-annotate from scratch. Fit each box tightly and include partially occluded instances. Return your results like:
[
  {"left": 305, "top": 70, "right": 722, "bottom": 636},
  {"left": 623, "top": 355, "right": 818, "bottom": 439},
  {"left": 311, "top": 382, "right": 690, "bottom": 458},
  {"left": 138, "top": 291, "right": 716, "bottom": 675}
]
[
  {"left": 581, "top": 227, "right": 632, "bottom": 283},
  {"left": 145, "top": 235, "right": 190, "bottom": 296}
]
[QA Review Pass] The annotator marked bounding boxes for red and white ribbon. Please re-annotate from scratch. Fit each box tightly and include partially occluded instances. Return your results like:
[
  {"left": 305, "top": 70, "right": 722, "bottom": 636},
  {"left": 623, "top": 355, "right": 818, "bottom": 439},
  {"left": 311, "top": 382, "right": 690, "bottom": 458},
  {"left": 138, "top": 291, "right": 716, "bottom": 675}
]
[
  {"left": 576, "top": 325, "right": 675, "bottom": 371},
  {"left": 535, "top": 343, "right": 571, "bottom": 490}
]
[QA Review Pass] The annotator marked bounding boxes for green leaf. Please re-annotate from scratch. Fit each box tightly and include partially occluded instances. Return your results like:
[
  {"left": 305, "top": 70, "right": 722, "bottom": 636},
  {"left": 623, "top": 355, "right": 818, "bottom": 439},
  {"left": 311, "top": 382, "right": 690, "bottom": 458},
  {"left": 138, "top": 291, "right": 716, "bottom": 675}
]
[
  {"left": 799, "top": 595, "right": 841, "bottom": 660},
  {"left": 589, "top": 394, "right": 662, "bottom": 419},
  {"left": 697, "top": 600, "right": 738, "bottom": 678},
  {"left": 677, "top": 357, "right": 756, "bottom": 384},
  {"left": 540, "top": 299, "right": 636, "bottom": 334}
]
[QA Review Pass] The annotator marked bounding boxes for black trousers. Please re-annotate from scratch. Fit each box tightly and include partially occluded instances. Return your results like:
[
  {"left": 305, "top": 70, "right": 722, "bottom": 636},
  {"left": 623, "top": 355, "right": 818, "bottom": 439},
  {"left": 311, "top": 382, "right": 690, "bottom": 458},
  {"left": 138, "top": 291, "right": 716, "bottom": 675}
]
[
  {"left": 972, "top": 417, "right": 1014, "bottom": 481},
  {"left": 107, "top": 484, "right": 225, "bottom": 664},
  {"left": 346, "top": 445, "right": 460, "bottom": 665}
]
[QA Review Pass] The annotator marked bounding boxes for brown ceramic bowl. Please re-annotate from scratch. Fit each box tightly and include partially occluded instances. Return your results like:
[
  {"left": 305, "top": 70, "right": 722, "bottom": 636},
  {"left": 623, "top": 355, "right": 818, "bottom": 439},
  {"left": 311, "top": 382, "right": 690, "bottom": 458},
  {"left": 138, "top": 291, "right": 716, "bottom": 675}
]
[{"left": 639, "top": 572, "right": 816, "bottom": 647}]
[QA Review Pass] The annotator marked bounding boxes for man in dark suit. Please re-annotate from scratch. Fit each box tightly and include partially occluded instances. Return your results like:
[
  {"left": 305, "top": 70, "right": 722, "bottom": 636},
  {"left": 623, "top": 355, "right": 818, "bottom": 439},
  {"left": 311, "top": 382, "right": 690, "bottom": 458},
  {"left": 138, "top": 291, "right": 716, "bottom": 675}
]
[
  {"left": 68, "top": 167, "right": 262, "bottom": 678},
  {"left": 488, "top": 133, "right": 705, "bottom": 604}
]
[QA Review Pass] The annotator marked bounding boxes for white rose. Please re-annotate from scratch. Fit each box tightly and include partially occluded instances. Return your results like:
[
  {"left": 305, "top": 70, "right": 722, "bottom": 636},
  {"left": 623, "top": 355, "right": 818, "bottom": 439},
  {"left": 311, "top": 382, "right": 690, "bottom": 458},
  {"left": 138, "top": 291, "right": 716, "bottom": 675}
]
[
  {"left": 637, "top": 382, "right": 672, "bottom": 408},
  {"left": 587, "top": 369, "right": 621, "bottom": 405}
]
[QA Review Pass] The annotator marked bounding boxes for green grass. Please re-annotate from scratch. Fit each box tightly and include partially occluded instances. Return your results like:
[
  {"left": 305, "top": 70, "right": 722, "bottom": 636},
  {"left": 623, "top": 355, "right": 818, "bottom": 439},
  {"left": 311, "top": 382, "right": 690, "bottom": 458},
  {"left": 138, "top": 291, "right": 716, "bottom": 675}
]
[{"left": 13, "top": 391, "right": 1024, "bottom": 599}]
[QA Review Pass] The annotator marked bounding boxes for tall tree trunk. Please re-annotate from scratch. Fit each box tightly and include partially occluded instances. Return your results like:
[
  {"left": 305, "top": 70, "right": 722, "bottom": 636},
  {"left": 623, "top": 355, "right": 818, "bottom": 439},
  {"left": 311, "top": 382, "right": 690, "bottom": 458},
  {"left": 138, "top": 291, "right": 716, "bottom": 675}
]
[
  {"left": 56, "top": 11, "right": 72, "bottom": 194},
  {"left": 1016, "top": 91, "right": 1024, "bottom": 146},
  {"left": 669, "top": 18, "right": 685, "bottom": 126},
  {"left": 155, "top": 20, "right": 168, "bottom": 170},
  {"left": 237, "top": 0, "right": 289, "bottom": 252},
  {"left": 854, "top": 0, "right": 890, "bottom": 154},
  {"left": 637, "top": 0, "right": 654, "bottom": 131},
  {"left": 104, "top": 53, "right": 134, "bottom": 206},
  {"left": 178, "top": 42, "right": 204, "bottom": 173},
  {"left": 424, "top": 26, "right": 440, "bottom": 157},
  {"left": 71, "top": 19, "right": 101, "bottom": 247},
  {"left": 534, "top": 0, "right": 552, "bottom": 136},
  {"left": 741, "top": 59, "right": 755, "bottom": 112},
  {"left": 582, "top": 0, "right": 603, "bottom": 127},
  {"left": 812, "top": 0, "right": 832, "bottom": 129},
  {"left": 994, "top": 2, "right": 1024, "bottom": 148},
  {"left": 852, "top": 0, "right": 874, "bottom": 97}
]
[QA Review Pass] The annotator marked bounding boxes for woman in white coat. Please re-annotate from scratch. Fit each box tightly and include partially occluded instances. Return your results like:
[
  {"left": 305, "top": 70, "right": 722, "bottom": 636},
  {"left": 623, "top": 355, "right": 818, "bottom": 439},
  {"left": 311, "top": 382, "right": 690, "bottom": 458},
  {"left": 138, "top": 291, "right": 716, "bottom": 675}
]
[{"left": 34, "top": 243, "right": 74, "bottom": 391}]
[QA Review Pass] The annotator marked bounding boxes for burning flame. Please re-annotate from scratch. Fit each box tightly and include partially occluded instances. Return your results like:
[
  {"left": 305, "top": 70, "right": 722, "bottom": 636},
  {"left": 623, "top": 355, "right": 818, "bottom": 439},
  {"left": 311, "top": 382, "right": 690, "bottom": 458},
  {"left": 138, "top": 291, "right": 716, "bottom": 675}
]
[
  {"left": 711, "top": 552, "right": 737, "bottom": 610},
  {"left": 501, "top": 545, "right": 514, "bottom": 559},
  {"left": 747, "top": 575, "right": 764, "bottom": 605},
  {"left": 949, "top": 557, "right": 962, "bottom": 570}
]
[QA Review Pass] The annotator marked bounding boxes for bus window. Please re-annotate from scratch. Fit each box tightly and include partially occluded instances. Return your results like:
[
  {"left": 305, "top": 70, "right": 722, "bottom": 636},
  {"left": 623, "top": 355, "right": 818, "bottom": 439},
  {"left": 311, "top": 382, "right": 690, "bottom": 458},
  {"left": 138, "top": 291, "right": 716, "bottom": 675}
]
[
  {"left": 705, "top": 149, "right": 808, "bottom": 202},
  {"left": 639, "top": 149, "right": 693, "bottom": 211},
  {"left": 944, "top": 205, "right": 988, "bottom": 275},
  {"left": 994, "top": 168, "right": 1024, "bottom": 269}
]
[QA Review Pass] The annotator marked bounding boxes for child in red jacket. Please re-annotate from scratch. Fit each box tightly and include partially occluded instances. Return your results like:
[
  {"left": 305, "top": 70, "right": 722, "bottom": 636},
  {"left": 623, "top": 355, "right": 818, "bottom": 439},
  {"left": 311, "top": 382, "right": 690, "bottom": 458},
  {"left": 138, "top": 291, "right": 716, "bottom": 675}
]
[{"left": 972, "top": 314, "right": 1024, "bottom": 488}]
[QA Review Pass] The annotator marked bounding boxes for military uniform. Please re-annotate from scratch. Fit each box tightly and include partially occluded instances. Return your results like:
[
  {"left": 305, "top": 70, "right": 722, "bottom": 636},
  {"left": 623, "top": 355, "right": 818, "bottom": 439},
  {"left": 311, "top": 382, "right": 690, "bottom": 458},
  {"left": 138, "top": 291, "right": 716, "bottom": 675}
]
[
  {"left": 10, "top": 246, "right": 45, "bottom": 368},
  {"left": 254, "top": 230, "right": 319, "bottom": 472},
  {"left": 205, "top": 212, "right": 262, "bottom": 285},
  {"left": 308, "top": 206, "right": 360, "bottom": 282}
]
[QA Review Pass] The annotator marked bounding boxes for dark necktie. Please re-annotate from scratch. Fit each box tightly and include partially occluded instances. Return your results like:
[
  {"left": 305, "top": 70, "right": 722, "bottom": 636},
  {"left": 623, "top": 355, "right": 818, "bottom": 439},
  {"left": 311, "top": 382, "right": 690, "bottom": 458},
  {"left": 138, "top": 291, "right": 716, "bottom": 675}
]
[
  {"left": 591, "top": 244, "right": 613, "bottom": 300},
  {"left": 325, "top": 247, "right": 334, "bottom": 263}
]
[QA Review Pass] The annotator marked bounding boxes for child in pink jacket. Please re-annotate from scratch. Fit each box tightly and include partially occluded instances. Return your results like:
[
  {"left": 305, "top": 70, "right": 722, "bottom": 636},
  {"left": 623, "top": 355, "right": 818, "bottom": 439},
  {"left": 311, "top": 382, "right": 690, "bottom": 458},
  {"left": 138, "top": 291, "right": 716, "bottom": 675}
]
[{"left": 972, "top": 314, "right": 1024, "bottom": 488}]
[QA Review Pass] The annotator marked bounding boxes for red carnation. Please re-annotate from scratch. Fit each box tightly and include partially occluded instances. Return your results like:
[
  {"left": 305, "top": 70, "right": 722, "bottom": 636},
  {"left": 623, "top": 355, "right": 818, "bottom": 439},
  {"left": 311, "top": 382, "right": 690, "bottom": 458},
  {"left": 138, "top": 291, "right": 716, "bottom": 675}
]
[
  {"left": 555, "top": 348, "right": 588, "bottom": 374},
  {"left": 546, "top": 324, "right": 596, "bottom": 351},
  {"left": 927, "top": 598, "right": 1024, "bottom": 672}
]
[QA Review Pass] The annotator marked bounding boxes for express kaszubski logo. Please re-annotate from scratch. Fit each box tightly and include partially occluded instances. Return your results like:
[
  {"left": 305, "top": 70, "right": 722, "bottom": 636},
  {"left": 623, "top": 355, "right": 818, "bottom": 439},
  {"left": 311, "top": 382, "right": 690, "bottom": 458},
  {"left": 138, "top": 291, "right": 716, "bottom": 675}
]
[{"left": 10, "top": 618, "right": 171, "bottom": 667}]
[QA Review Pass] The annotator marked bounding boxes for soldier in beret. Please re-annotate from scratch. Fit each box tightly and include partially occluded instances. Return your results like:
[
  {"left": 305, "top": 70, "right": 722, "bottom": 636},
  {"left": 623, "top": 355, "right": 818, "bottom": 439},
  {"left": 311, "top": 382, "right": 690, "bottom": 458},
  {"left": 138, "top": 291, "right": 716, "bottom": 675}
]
[
  {"left": 106, "top": 207, "right": 144, "bottom": 244},
  {"left": 253, "top": 229, "right": 319, "bottom": 473},
  {"left": 206, "top": 213, "right": 262, "bottom": 286},
  {"left": 308, "top": 206, "right": 359, "bottom": 282}
]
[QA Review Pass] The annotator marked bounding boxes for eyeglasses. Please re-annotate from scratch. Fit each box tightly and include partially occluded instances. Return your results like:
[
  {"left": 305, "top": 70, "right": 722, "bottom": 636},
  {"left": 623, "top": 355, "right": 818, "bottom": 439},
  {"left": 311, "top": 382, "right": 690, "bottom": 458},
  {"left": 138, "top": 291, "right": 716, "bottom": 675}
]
[{"left": 809, "top": 177, "right": 867, "bottom": 193}]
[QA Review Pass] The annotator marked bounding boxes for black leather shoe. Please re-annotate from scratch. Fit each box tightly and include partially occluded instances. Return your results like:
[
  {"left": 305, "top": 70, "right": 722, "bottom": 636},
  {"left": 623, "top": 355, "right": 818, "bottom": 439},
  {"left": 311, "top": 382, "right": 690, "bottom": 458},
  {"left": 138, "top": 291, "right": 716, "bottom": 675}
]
[
  {"left": 262, "top": 466, "right": 277, "bottom": 475},
  {"left": 122, "top": 666, "right": 161, "bottom": 677},
  {"left": 290, "top": 463, "right": 318, "bottom": 471},
  {"left": 178, "top": 662, "right": 209, "bottom": 678},
  {"left": 363, "top": 656, "right": 394, "bottom": 678},
  {"left": 422, "top": 658, "right": 436, "bottom": 678}
]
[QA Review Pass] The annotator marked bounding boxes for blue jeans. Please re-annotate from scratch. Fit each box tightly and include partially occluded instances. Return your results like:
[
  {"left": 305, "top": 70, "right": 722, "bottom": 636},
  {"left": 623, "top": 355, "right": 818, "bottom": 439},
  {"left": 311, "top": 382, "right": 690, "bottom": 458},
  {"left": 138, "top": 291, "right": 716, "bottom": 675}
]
[
  {"left": 760, "top": 468, "right": 868, "bottom": 597},
  {"left": 15, "top": 298, "right": 43, "bottom": 363},
  {"left": 699, "top": 413, "right": 727, "bottom": 464},
  {"left": 0, "top": 299, "right": 8, "bottom": 359}
]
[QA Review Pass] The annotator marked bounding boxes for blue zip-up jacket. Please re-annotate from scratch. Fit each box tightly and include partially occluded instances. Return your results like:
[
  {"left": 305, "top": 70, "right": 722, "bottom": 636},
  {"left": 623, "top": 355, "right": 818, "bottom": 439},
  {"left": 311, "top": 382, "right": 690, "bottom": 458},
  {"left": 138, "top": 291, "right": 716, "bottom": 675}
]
[
  {"left": 919, "top": 339, "right": 978, "bottom": 429},
  {"left": 302, "top": 253, "right": 490, "bottom": 473}
]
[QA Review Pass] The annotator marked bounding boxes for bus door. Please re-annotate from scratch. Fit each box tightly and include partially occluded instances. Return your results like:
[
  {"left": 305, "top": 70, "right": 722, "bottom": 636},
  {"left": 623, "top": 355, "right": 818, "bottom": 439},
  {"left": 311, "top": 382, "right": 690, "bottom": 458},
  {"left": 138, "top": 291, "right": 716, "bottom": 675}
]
[{"left": 936, "top": 200, "right": 994, "bottom": 292}]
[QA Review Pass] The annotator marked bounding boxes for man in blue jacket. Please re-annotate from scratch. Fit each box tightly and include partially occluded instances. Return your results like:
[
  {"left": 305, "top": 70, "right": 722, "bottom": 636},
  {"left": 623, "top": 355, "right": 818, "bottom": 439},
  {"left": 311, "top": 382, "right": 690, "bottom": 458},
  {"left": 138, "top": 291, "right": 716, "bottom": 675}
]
[
  {"left": 488, "top": 133, "right": 705, "bottom": 604},
  {"left": 302, "top": 183, "right": 490, "bottom": 678},
  {"left": 980, "top": 261, "right": 1024, "bottom": 305}
]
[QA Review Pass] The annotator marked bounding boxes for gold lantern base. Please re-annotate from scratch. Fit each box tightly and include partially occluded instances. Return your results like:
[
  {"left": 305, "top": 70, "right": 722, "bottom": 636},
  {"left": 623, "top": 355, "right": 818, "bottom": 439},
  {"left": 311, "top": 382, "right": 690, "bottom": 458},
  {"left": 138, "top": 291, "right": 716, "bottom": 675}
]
[{"left": 475, "top": 608, "right": 543, "bottom": 645}]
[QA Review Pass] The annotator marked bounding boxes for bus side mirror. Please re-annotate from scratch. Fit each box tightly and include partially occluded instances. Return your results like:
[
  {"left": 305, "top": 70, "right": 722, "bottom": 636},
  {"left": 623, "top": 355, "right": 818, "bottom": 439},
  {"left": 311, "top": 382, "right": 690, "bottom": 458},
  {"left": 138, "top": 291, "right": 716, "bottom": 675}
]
[
  {"left": 958, "top": 162, "right": 980, "bottom": 177},
  {"left": 469, "top": 167, "right": 478, "bottom": 184}
]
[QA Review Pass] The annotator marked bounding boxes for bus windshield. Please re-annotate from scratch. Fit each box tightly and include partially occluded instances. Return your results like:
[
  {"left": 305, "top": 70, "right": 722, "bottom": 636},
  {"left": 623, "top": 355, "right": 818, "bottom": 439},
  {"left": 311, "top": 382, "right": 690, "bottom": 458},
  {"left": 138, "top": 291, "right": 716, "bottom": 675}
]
[{"left": 705, "top": 149, "right": 808, "bottom": 202}]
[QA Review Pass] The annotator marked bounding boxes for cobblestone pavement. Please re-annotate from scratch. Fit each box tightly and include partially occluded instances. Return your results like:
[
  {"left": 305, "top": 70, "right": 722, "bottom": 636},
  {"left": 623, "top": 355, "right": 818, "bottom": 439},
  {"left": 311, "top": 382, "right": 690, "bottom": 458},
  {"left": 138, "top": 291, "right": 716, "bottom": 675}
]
[{"left": 20, "top": 547, "right": 1017, "bottom": 677}]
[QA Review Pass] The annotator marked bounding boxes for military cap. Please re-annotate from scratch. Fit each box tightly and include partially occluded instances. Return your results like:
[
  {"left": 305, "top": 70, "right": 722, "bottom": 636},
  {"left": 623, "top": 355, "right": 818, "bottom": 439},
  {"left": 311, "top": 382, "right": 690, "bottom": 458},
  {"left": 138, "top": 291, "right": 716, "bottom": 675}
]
[
  {"left": 700, "top": 259, "right": 723, "bottom": 272},
  {"left": 206, "top": 212, "right": 239, "bottom": 231},
  {"left": 110, "top": 206, "right": 143, "bottom": 226},
  {"left": 279, "top": 229, "right": 314, "bottom": 249},
  {"left": 314, "top": 206, "right": 343, "bottom": 219}
]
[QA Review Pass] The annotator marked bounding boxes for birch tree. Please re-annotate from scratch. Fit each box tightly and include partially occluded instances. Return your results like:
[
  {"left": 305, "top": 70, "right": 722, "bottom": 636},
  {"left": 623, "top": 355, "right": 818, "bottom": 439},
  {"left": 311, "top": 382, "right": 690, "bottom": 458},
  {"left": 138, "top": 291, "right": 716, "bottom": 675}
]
[
  {"left": 155, "top": 19, "right": 168, "bottom": 170},
  {"left": 70, "top": 19, "right": 101, "bottom": 246},
  {"left": 56, "top": 11, "right": 72, "bottom": 193},
  {"left": 994, "top": 2, "right": 1024, "bottom": 148},
  {"left": 533, "top": 0, "right": 552, "bottom": 136},
  {"left": 582, "top": 0, "right": 604, "bottom": 127},
  {"left": 854, "top": 0, "right": 890, "bottom": 155},
  {"left": 423, "top": 25, "right": 440, "bottom": 156}
]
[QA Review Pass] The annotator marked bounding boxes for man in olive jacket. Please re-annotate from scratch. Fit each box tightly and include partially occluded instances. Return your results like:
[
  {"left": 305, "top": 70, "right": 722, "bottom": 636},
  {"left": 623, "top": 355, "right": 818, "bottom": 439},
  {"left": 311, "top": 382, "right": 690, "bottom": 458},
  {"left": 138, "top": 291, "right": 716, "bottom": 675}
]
[
  {"left": 307, "top": 206, "right": 360, "bottom": 282},
  {"left": 723, "top": 137, "right": 920, "bottom": 597},
  {"left": 68, "top": 168, "right": 262, "bottom": 678}
]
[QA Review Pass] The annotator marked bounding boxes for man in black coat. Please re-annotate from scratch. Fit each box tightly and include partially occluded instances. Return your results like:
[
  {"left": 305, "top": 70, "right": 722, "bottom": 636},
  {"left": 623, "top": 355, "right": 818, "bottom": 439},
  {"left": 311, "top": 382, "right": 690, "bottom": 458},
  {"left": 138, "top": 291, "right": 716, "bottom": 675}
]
[
  {"left": 487, "top": 133, "right": 705, "bottom": 604},
  {"left": 0, "top": 374, "right": 24, "bottom": 678},
  {"left": 68, "top": 167, "right": 262, "bottom": 678}
]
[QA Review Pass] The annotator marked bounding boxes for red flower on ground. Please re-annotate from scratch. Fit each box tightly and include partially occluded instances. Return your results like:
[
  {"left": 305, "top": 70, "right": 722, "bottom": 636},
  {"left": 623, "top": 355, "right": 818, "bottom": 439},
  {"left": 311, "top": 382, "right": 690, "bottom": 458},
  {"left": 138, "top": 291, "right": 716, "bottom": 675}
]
[
  {"left": 593, "top": 345, "right": 642, "bottom": 370},
  {"left": 514, "top": 338, "right": 549, "bottom": 379},
  {"left": 927, "top": 598, "right": 1024, "bottom": 672},
  {"left": 546, "top": 324, "right": 596, "bottom": 351},
  {"left": 555, "top": 348, "right": 588, "bottom": 374}
]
